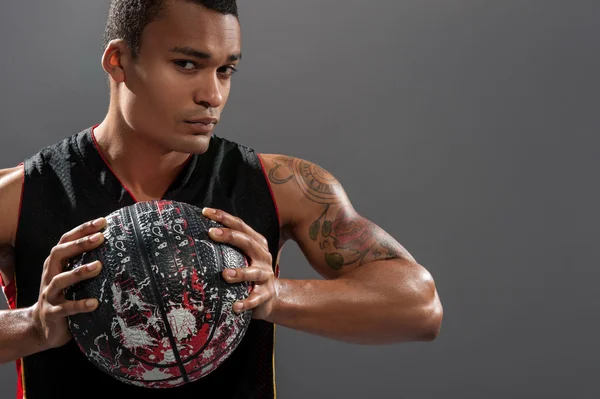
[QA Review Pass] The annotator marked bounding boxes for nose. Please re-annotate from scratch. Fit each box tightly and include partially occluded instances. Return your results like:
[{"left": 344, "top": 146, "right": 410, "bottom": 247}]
[{"left": 193, "top": 72, "right": 224, "bottom": 109}]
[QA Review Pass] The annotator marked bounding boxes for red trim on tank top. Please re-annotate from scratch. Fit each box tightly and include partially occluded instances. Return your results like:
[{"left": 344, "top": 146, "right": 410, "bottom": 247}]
[
  {"left": 1, "top": 162, "right": 26, "bottom": 399},
  {"left": 256, "top": 154, "right": 281, "bottom": 278},
  {"left": 1, "top": 277, "right": 16, "bottom": 308},
  {"left": 90, "top": 125, "right": 140, "bottom": 203},
  {"left": 14, "top": 162, "right": 25, "bottom": 258},
  {"left": 17, "top": 162, "right": 25, "bottom": 247},
  {"left": 2, "top": 162, "right": 25, "bottom": 294},
  {"left": 256, "top": 155, "right": 281, "bottom": 231},
  {"left": 0, "top": 162, "right": 25, "bottom": 309},
  {"left": 16, "top": 162, "right": 24, "bottom": 399},
  {"left": 90, "top": 124, "right": 194, "bottom": 203}
]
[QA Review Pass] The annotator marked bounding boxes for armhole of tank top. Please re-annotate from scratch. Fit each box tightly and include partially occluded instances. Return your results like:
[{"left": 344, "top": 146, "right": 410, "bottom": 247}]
[
  {"left": 256, "top": 154, "right": 281, "bottom": 226},
  {"left": 14, "top": 162, "right": 25, "bottom": 250},
  {"left": 1, "top": 162, "right": 25, "bottom": 305},
  {"left": 256, "top": 154, "right": 282, "bottom": 278},
  {"left": 3, "top": 162, "right": 34, "bottom": 399}
]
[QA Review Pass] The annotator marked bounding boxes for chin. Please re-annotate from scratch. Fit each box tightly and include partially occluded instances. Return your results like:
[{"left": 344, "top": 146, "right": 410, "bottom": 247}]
[{"left": 166, "top": 134, "right": 212, "bottom": 155}]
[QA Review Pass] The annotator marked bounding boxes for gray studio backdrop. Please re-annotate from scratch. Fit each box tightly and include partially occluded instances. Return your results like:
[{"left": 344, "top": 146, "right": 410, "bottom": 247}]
[{"left": 1, "top": 1, "right": 598, "bottom": 398}]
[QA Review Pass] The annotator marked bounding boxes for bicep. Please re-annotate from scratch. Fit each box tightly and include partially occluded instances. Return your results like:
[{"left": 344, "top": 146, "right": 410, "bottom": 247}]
[
  {"left": 290, "top": 201, "right": 415, "bottom": 279},
  {"left": 261, "top": 154, "right": 414, "bottom": 279}
]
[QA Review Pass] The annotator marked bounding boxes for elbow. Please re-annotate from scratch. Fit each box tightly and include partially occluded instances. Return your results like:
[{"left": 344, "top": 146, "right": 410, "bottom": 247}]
[
  {"left": 417, "top": 296, "right": 443, "bottom": 342},
  {"left": 411, "top": 267, "right": 444, "bottom": 342}
]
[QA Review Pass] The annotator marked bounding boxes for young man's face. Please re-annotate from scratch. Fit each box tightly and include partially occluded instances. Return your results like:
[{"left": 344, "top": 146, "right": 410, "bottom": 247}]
[{"left": 115, "top": 0, "right": 241, "bottom": 154}]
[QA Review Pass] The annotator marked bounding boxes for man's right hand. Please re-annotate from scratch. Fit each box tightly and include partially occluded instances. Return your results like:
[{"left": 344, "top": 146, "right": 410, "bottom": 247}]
[{"left": 31, "top": 217, "right": 107, "bottom": 350}]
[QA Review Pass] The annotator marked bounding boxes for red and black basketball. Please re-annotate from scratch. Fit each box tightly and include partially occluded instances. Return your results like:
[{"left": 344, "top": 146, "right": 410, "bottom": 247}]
[{"left": 64, "top": 200, "right": 252, "bottom": 388}]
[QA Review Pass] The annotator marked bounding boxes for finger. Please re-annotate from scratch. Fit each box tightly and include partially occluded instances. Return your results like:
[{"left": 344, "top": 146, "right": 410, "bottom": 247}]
[
  {"left": 202, "top": 208, "right": 269, "bottom": 251},
  {"left": 47, "top": 297, "right": 99, "bottom": 318},
  {"left": 208, "top": 227, "right": 270, "bottom": 263},
  {"left": 58, "top": 217, "right": 106, "bottom": 245},
  {"left": 233, "top": 291, "right": 270, "bottom": 314},
  {"left": 48, "top": 232, "right": 105, "bottom": 278},
  {"left": 45, "top": 233, "right": 104, "bottom": 284},
  {"left": 46, "top": 261, "right": 102, "bottom": 304},
  {"left": 223, "top": 266, "right": 272, "bottom": 283}
]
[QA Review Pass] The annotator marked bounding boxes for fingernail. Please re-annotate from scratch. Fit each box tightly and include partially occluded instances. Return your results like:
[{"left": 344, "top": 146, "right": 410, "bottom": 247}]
[
  {"left": 85, "top": 299, "right": 98, "bottom": 308},
  {"left": 210, "top": 228, "right": 223, "bottom": 236},
  {"left": 92, "top": 218, "right": 105, "bottom": 227},
  {"left": 89, "top": 232, "right": 103, "bottom": 242},
  {"left": 233, "top": 303, "right": 243, "bottom": 313},
  {"left": 227, "top": 269, "right": 237, "bottom": 278},
  {"left": 87, "top": 262, "right": 99, "bottom": 271},
  {"left": 203, "top": 207, "right": 216, "bottom": 215}
]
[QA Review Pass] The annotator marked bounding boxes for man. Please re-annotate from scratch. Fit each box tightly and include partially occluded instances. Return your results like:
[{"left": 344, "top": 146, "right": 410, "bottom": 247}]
[{"left": 0, "top": 0, "right": 443, "bottom": 398}]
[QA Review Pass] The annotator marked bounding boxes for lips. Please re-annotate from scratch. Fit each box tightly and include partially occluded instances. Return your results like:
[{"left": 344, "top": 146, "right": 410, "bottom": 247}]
[
  {"left": 185, "top": 118, "right": 218, "bottom": 125},
  {"left": 185, "top": 118, "right": 218, "bottom": 134}
]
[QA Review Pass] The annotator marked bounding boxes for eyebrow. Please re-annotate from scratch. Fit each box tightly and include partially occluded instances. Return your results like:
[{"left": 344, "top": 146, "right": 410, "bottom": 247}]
[{"left": 169, "top": 46, "right": 242, "bottom": 62}]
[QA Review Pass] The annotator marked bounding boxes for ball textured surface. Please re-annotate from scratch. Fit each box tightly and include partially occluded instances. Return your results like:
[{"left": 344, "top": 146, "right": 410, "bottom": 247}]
[{"left": 64, "top": 200, "right": 252, "bottom": 388}]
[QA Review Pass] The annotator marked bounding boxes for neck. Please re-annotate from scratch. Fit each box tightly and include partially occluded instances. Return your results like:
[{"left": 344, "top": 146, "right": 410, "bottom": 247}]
[{"left": 92, "top": 112, "right": 191, "bottom": 202}]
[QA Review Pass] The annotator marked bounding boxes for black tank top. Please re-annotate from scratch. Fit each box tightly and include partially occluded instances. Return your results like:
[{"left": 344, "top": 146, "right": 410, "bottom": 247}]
[{"left": 10, "top": 126, "right": 280, "bottom": 399}]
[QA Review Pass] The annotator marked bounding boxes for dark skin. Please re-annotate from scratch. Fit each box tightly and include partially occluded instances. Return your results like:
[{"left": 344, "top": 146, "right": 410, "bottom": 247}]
[
  {"left": 266, "top": 156, "right": 405, "bottom": 269},
  {"left": 202, "top": 154, "right": 442, "bottom": 344},
  {"left": 0, "top": 245, "right": 15, "bottom": 290},
  {"left": 0, "top": 0, "right": 441, "bottom": 363}
]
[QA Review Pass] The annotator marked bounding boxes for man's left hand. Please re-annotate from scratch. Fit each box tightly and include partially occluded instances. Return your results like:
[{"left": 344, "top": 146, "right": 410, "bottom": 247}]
[{"left": 202, "top": 207, "right": 277, "bottom": 321}]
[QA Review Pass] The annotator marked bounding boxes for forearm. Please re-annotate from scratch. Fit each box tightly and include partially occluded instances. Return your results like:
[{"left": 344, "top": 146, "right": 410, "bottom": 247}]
[
  {"left": 267, "top": 260, "right": 442, "bottom": 344},
  {"left": 0, "top": 306, "right": 46, "bottom": 364}
]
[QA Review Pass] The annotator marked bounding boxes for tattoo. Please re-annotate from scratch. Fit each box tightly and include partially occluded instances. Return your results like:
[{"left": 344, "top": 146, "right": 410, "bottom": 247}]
[
  {"left": 268, "top": 156, "right": 341, "bottom": 204},
  {"left": 318, "top": 206, "right": 402, "bottom": 270},
  {"left": 268, "top": 156, "right": 404, "bottom": 271}
]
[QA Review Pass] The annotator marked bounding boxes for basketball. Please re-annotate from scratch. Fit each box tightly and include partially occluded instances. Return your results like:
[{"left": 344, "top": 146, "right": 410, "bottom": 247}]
[{"left": 64, "top": 200, "right": 252, "bottom": 389}]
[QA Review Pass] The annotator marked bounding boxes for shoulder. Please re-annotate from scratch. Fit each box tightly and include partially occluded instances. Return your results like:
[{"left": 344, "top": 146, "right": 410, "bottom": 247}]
[
  {"left": 0, "top": 133, "right": 83, "bottom": 246},
  {"left": 257, "top": 154, "right": 351, "bottom": 227},
  {"left": 16, "top": 132, "right": 82, "bottom": 179},
  {"left": 207, "top": 135, "right": 262, "bottom": 168},
  {"left": 257, "top": 154, "right": 346, "bottom": 199},
  {"left": 210, "top": 134, "right": 255, "bottom": 154},
  {"left": 0, "top": 166, "right": 25, "bottom": 246}
]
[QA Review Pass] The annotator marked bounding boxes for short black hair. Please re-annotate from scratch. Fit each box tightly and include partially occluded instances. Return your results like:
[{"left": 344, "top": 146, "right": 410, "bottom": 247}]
[{"left": 102, "top": 0, "right": 238, "bottom": 57}]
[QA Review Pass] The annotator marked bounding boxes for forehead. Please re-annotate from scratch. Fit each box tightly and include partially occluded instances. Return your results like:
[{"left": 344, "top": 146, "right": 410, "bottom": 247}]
[{"left": 141, "top": 1, "right": 241, "bottom": 55}]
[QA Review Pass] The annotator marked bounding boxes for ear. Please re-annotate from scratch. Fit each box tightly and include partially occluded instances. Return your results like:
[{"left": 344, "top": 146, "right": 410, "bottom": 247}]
[{"left": 101, "top": 39, "right": 130, "bottom": 84}]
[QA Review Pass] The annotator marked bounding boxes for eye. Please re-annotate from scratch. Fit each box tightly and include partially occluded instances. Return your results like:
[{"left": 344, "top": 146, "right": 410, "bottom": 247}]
[
  {"left": 174, "top": 60, "right": 198, "bottom": 70},
  {"left": 218, "top": 65, "right": 238, "bottom": 78}
]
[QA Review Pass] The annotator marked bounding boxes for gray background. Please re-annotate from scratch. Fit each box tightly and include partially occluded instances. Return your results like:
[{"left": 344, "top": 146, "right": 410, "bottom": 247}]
[{"left": 1, "top": 0, "right": 598, "bottom": 398}]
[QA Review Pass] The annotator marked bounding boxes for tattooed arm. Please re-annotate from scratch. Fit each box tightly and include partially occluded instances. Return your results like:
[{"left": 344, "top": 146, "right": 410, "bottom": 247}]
[{"left": 259, "top": 154, "right": 443, "bottom": 344}]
